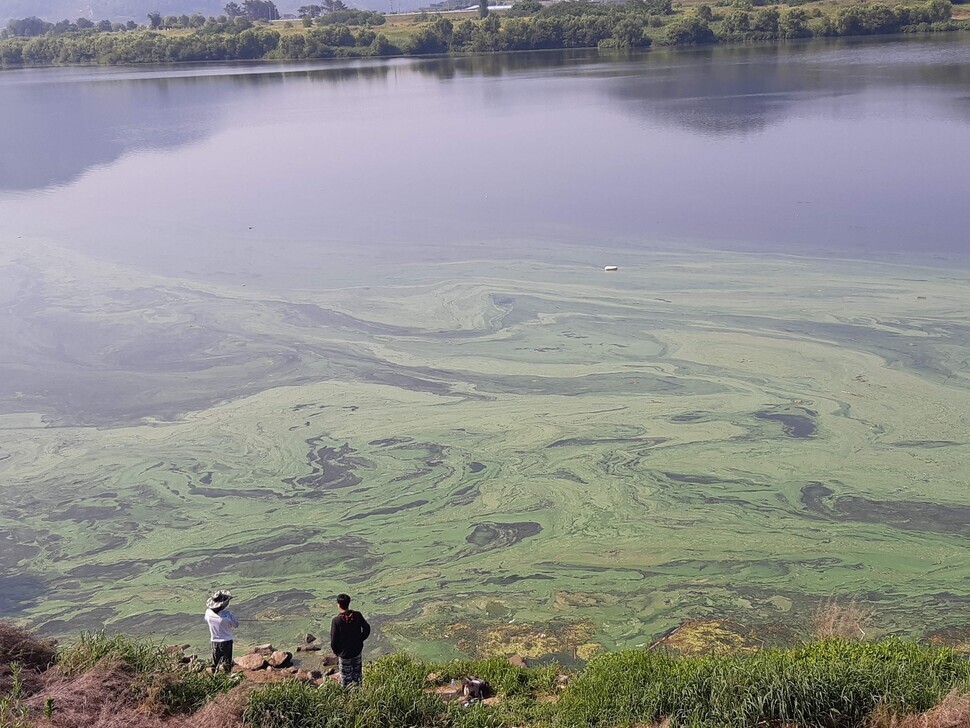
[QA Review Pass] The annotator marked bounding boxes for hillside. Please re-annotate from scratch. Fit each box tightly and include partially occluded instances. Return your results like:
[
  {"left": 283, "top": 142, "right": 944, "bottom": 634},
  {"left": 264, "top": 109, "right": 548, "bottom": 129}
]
[
  {"left": 0, "top": 0, "right": 405, "bottom": 24},
  {"left": 3, "top": 619, "right": 970, "bottom": 727},
  {"left": 0, "top": 0, "right": 227, "bottom": 23}
]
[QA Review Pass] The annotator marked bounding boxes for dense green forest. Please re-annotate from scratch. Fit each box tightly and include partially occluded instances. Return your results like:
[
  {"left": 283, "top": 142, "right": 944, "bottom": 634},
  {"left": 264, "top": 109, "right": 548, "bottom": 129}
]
[{"left": 0, "top": 0, "right": 964, "bottom": 67}]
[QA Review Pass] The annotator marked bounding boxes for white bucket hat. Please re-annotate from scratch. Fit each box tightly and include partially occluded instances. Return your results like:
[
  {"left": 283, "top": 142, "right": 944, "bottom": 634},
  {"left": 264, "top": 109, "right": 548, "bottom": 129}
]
[{"left": 206, "top": 590, "right": 233, "bottom": 609}]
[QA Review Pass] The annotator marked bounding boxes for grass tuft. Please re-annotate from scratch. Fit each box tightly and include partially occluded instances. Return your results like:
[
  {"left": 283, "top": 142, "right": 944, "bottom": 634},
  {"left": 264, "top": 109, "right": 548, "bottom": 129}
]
[
  {"left": 55, "top": 631, "right": 173, "bottom": 677},
  {"left": 557, "top": 638, "right": 970, "bottom": 727}
]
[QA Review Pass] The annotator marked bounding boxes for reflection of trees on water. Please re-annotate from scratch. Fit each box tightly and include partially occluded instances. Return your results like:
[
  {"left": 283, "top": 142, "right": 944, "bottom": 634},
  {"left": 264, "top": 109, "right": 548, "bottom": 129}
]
[
  {"left": 410, "top": 49, "right": 580, "bottom": 79},
  {"left": 0, "top": 61, "right": 394, "bottom": 192},
  {"left": 1, "top": 38, "right": 968, "bottom": 192},
  {"left": 603, "top": 37, "right": 970, "bottom": 137},
  {"left": 407, "top": 38, "right": 970, "bottom": 135},
  {"left": 0, "top": 73, "right": 217, "bottom": 191}
]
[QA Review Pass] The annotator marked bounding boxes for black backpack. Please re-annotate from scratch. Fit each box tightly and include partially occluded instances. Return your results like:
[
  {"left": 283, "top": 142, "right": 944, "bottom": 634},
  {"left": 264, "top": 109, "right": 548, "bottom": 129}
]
[{"left": 462, "top": 677, "right": 489, "bottom": 700}]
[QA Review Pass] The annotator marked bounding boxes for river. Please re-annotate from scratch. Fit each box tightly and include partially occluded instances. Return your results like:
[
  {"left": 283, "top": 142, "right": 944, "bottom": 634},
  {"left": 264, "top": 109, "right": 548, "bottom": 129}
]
[
  {"left": 1, "top": 38, "right": 969, "bottom": 652},
  {"left": 1, "top": 36, "right": 969, "bottom": 288}
]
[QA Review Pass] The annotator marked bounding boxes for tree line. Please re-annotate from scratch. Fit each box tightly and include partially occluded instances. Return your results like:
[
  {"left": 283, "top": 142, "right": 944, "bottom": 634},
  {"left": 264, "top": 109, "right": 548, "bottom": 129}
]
[
  {"left": 397, "top": 0, "right": 956, "bottom": 52},
  {"left": 299, "top": 1, "right": 351, "bottom": 18},
  {"left": 222, "top": 1, "right": 280, "bottom": 21},
  {"left": 3, "top": 3, "right": 388, "bottom": 39},
  {"left": 0, "top": 0, "right": 962, "bottom": 67}
]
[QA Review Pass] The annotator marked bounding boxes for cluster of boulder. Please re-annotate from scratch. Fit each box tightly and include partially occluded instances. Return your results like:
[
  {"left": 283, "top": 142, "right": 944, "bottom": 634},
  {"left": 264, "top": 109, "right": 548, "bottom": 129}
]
[
  {"left": 166, "top": 633, "right": 339, "bottom": 684},
  {"left": 232, "top": 633, "right": 340, "bottom": 684}
]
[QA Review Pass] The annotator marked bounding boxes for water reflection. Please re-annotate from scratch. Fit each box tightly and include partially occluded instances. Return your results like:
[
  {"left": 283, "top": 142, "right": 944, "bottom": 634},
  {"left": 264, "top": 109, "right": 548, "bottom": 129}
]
[
  {"left": 2, "top": 38, "right": 969, "bottom": 193},
  {"left": 0, "top": 37, "right": 968, "bottom": 271},
  {"left": 0, "top": 61, "right": 395, "bottom": 192},
  {"left": 605, "top": 39, "right": 970, "bottom": 136}
]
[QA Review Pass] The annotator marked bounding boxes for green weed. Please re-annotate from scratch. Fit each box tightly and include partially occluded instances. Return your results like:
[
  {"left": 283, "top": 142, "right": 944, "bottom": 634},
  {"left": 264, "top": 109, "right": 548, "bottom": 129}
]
[
  {"left": 556, "top": 638, "right": 970, "bottom": 727},
  {"left": 150, "top": 669, "right": 242, "bottom": 715},
  {"left": 432, "top": 657, "right": 561, "bottom": 697},
  {"left": 56, "top": 631, "right": 173, "bottom": 676},
  {"left": 245, "top": 654, "right": 445, "bottom": 727},
  {"left": 0, "top": 664, "right": 31, "bottom": 728}
]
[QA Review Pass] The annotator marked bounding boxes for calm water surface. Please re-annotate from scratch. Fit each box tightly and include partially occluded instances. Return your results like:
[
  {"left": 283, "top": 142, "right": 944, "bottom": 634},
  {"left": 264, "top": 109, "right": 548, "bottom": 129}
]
[{"left": 1, "top": 36, "right": 969, "bottom": 287}]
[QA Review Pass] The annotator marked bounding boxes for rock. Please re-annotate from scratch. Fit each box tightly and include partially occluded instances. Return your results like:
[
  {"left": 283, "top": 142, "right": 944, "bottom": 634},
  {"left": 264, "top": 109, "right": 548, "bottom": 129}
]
[
  {"left": 307, "top": 670, "right": 323, "bottom": 680},
  {"left": 268, "top": 650, "right": 293, "bottom": 669},
  {"left": 234, "top": 653, "right": 268, "bottom": 671},
  {"left": 285, "top": 667, "right": 299, "bottom": 674},
  {"left": 324, "top": 666, "right": 337, "bottom": 676},
  {"left": 507, "top": 655, "right": 528, "bottom": 668},
  {"left": 164, "top": 644, "right": 186, "bottom": 654},
  {"left": 302, "top": 633, "right": 317, "bottom": 644},
  {"left": 179, "top": 656, "right": 191, "bottom": 664},
  {"left": 322, "top": 654, "right": 338, "bottom": 666},
  {"left": 252, "top": 644, "right": 275, "bottom": 656},
  {"left": 430, "top": 683, "right": 462, "bottom": 700},
  {"left": 297, "top": 644, "right": 321, "bottom": 652}
]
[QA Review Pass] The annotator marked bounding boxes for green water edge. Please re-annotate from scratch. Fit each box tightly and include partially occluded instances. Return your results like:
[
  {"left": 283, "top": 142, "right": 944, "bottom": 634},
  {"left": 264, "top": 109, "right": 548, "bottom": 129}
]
[{"left": 0, "top": 237, "right": 968, "bottom": 661}]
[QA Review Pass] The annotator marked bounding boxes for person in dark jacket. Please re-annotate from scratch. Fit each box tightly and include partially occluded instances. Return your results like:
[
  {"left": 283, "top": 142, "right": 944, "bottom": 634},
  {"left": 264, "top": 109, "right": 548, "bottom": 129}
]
[{"left": 330, "top": 593, "right": 370, "bottom": 686}]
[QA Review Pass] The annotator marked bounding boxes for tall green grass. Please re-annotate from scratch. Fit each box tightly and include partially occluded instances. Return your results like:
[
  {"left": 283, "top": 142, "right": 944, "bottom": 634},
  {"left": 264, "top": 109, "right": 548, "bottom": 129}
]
[
  {"left": 57, "top": 631, "right": 173, "bottom": 676},
  {"left": 432, "top": 656, "right": 560, "bottom": 697},
  {"left": 244, "top": 653, "right": 559, "bottom": 728},
  {"left": 245, "top": 639, "right": 970, "bottom": 728},
  {"left": 557, "top": 638, "right": 970, "bottom": 727},
  {"left": 246, "top": 654, "right": 449, "bottom": 728}
]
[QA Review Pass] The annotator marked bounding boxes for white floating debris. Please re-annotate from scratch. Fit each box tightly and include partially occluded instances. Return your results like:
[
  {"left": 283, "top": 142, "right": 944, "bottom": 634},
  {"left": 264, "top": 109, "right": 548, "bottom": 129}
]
[{"left": 604, "top": 265, "right": 619, "bottom": 272}]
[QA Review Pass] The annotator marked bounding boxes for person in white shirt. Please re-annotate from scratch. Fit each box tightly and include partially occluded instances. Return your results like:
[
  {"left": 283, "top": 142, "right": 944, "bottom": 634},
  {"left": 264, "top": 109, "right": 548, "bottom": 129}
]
[{"left": 204, "top": 589, "right": 239, "bottom": 673}]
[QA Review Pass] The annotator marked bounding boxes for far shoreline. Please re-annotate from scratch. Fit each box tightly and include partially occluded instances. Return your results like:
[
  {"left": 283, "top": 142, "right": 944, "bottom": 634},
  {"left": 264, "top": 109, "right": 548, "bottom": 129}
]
[
  {"left": 0, "top": 27, "right": 966, "bottom": 72},
  {"left": 1, "top": 0, "right": 967, "bottom": 70}
]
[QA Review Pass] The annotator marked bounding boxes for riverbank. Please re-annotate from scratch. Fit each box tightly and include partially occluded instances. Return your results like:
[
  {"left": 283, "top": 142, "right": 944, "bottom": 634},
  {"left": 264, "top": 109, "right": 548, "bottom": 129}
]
[
  {"left": 0, "top": 0, "right": 967, "bottom": 67},
  {"left": 4, "top": 620, "right": 970, "bottom": 727}
]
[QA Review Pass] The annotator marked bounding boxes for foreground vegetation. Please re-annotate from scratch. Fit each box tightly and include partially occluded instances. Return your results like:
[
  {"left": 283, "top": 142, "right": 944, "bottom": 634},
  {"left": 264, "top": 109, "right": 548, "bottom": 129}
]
[
  {"left": 246, "top": 641, "right": 970, "bottom": 727},
  {"left": 4, "top": 620, "right": 970, "bottom": 727},
  {"left": 0, "top": 0, "right": 967, "bottom": 67}
]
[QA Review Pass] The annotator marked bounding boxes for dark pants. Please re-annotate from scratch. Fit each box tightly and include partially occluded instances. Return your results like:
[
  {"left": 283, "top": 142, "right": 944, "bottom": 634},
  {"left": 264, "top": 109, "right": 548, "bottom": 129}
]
[
  {"left": 339, "top": 653, "right": 363, "bottom": 686},
  {"left": 212, "top": 640, "right": 233, "bottom": 672}
]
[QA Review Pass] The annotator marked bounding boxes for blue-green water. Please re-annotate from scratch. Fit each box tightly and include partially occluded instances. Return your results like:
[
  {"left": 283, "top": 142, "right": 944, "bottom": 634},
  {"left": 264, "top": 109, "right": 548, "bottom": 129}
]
[{"left": 1, "top": 37, "right": 968, "bottom": 282}]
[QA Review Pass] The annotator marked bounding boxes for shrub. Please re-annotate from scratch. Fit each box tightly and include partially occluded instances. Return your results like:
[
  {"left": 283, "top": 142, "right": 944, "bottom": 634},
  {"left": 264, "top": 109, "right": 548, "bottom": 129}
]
[
  {"left": 659, "top": 15, "right": 716, "bottom": 44},
  {"left": 507, "top": 0, "right": 543, "bottom": 17},
  {"left": 812, "top": 598, "right": 875, "bottom": 640}
]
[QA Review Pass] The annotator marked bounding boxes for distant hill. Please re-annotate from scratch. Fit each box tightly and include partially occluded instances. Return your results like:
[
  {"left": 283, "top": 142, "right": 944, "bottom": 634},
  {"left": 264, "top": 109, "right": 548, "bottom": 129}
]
[
  {"left": 0, "top": 0, "right": 228, "bottom": 23},
  {"left": 0, "top": 0, "right": 409, "bottom": 23}
]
